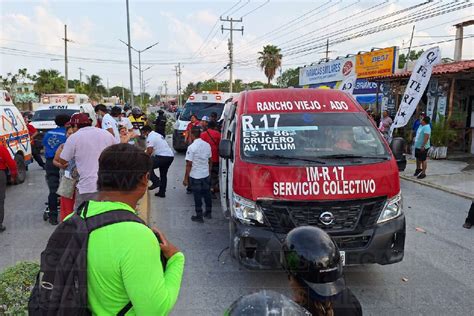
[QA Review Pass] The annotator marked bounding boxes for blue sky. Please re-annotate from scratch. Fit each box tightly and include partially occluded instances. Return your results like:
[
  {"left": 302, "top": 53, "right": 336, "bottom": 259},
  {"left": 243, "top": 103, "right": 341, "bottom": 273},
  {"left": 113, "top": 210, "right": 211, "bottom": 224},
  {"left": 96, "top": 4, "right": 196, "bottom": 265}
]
[{"left": 1, "top": 0, "right": 473, "bottom": 96}]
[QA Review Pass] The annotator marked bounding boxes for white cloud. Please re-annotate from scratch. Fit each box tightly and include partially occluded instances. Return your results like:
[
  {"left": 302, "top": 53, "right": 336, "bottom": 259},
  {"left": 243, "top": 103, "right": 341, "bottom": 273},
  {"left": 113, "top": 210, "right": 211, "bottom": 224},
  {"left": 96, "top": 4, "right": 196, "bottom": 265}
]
[
  {"left": 132, "top": 16, "right": 153, "bottom": 41},
  {"left": 189, "top": 10, "right": 218, "bottom": 26}
]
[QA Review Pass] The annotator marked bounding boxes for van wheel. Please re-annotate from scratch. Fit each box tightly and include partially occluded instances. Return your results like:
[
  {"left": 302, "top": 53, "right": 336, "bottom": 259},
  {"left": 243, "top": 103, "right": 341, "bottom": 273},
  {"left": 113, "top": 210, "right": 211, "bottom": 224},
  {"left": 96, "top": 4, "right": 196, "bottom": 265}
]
[{"left": 14, "top": 155, "right": 26, "bottom": 184}]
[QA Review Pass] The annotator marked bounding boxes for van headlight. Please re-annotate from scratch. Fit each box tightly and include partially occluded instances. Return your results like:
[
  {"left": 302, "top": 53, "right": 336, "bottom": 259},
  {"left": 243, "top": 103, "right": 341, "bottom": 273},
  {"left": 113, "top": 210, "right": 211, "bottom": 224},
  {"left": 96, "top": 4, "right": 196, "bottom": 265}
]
[
  {"left": 378, "top": 192, "right": 403, "bottom": 223},
  {"left": 232, "top": 193, "right": 265, "bottom": 225}
]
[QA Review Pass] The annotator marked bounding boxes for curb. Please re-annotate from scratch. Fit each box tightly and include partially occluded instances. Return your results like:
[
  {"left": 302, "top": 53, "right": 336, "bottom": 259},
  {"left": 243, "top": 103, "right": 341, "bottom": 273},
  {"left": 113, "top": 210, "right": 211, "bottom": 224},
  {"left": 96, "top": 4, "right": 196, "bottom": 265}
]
[{"left": 400, "top": 174, "right": 473, "bottom": 200}]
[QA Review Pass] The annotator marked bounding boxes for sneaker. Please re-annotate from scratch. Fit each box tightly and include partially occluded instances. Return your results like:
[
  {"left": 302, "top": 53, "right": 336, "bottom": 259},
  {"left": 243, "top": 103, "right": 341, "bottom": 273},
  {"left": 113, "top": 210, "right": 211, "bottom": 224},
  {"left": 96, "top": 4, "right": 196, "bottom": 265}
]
[
  {"left": 155, "top": 192, "right": 166, "bottom": 198},
  {"left": 49, "top": 217, "right": 59, "bottom": 226},
  {"left": 191, "top": 215, "right": 204, "bottom": 223},
  {"left": 413, "top": 169, "right": 422, "bottom": 177},
  {"left": 203, "top": 212, "right": 212, "bottom": 219},
  {"left": 0, "top": 224, "right": 5, "bottom": 232},
  {"left": 417, "top": 173, "right": 426, "bottom": 179},
  {"left": 463, "top": 222, "right": 472, "bottom": 229},
  {"left": 186, "top": 189, "right": 192, "bottom": 194}
]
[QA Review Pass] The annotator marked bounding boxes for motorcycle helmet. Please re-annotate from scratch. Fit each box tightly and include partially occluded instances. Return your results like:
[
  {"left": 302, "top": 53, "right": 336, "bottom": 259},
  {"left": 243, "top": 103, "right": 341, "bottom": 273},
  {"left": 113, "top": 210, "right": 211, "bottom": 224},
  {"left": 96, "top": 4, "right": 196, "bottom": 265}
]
[
  {"left": 225, "top": 290, "right": 311, "bottom": 316},
  {"left": 281, "top": 226, "right": 345, "bottom": 298}
]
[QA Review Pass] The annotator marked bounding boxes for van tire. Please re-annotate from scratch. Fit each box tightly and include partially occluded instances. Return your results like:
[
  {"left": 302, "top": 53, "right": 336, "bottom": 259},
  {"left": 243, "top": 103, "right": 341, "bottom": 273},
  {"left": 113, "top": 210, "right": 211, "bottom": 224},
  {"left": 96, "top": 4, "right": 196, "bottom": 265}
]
[{"left": 14, "top": 154, "right": 26, "bottom": 184}]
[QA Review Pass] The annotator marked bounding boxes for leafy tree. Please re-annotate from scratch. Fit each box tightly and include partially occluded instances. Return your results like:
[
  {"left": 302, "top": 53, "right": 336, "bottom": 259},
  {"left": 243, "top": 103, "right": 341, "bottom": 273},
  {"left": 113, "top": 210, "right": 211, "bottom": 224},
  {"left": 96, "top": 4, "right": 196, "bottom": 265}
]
[
  {"left": 109, "top": 86, "right": 131, "bottom": 102},
  {"left": 34, "top": 69, "right": 65, "bottom": 95},
  {"left": 84, "top": 74, "right": 107, "bottom": 101},
  {"left": 276, "top": 67, "right": 299, "bottom": 87},
  {"left": 398, "top": 49, "right": 424, "bottom": 69},
  {"left": 258, "top": 45, "right": 283, "bottom": 86}
]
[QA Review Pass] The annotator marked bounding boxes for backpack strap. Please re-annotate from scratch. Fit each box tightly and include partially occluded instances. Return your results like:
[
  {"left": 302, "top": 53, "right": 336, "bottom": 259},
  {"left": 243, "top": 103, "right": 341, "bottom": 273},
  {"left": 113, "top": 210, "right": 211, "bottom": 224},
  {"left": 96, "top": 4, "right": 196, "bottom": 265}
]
[
  {"left": 85, "top": 210, "right": 146, "bottom": 233},
  {"left": 117, "top": 302, "right": 133, "bottom": 316}
]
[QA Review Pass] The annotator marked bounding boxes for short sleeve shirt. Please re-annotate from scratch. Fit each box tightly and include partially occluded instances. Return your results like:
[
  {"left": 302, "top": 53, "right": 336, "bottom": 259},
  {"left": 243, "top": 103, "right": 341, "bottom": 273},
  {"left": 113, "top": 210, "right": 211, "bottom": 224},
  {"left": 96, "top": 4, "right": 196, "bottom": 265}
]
[
  {"left": 201, "top": 129, "right": 221, "bottom": 163},
  {"left": 146, "top": 131, "right": 174, "bottom": 157},
  {"left": 185, "top": 138, "right": 211, "bottom": 179},
  {"left": 60, "top": 126, "right": 117, "bottom": 194},
  {"left": 415, "top": 124, "right": 431, "bottom": 149},
  {"left": 102, "top": 113, "right": 120, "bottom": 143},
  {"left": 119, "top": 117, "right": 134, "bottom": 130}
]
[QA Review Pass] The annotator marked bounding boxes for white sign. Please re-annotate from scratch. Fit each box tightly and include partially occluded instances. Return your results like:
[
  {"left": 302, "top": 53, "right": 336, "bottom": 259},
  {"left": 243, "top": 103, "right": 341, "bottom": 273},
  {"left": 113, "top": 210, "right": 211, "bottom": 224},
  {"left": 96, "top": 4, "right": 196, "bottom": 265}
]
[
  {"left": 299, "top": 57, "right": 355, "bottom": 86},
  {"left": 390, "top": 47, "right": 441, "bottom": 135},
  {"left": 339, "top": 74, "right": 357, "bottom": 94}
]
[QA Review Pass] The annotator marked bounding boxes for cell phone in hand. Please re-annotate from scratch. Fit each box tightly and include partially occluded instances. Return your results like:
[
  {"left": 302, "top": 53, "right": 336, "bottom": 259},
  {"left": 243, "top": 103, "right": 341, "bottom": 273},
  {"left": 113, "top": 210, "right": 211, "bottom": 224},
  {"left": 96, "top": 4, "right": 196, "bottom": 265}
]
[{"left": 152, "top": 231, "right": 168, "bottom": 269}]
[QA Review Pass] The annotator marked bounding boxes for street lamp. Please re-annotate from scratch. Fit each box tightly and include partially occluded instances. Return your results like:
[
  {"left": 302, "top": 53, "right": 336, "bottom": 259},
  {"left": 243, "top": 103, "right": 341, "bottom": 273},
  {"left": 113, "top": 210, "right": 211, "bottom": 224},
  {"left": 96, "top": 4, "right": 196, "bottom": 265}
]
[{"left": 119, "top": 39, "right": 159, "bottom": 105}]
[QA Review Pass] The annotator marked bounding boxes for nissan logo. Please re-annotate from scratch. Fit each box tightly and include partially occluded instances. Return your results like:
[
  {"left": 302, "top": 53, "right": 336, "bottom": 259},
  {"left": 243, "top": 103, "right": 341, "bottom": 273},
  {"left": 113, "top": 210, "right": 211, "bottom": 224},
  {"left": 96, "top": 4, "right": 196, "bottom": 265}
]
[{"left": 319, "top": 212, "right": 335, "bottom": 226}]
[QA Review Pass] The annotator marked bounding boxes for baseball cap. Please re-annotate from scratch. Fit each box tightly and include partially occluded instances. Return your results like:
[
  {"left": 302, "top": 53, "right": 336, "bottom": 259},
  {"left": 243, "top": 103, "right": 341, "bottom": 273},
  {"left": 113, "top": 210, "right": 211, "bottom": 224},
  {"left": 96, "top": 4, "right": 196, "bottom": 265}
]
[
  {"left": 201, "top": 116, "right": 210, "bottom": 122},
  {"left": 69, "top": 113, "right": 90, "bottom": 125}
]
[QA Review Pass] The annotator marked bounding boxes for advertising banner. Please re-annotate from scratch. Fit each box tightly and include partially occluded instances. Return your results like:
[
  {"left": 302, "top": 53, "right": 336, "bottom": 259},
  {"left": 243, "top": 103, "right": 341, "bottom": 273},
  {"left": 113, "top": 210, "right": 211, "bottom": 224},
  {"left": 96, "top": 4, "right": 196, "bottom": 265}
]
[
  {"left": 390, "top": 47, "right": 441, "bottom": 136},
  {"left": 356, "top": 47, "right": 397, "bottom": 79},
  {"left": 353, "top": 79, "right": 380, "bottom": 95},
  {"left": 339, "top": 74, "right": 357, "bottom": 94},
  {"left": 299, "top": 57, "right": 355, "bottom": 86}
]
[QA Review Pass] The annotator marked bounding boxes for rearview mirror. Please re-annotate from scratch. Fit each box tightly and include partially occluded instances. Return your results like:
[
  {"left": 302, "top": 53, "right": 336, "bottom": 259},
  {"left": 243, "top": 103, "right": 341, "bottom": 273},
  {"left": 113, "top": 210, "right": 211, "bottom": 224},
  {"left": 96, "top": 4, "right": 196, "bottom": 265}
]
[
  {"left": 390, "top": 137, "right": 407, "bottom": 172},
  {"left": 219, "top": 139, "right": 233, "bottom": 159}
]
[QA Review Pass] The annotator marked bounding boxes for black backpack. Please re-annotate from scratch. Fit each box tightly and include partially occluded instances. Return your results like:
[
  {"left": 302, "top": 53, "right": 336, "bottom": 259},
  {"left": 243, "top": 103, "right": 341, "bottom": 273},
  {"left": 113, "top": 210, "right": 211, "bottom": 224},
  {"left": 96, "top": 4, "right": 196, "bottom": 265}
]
[{"left": 28, "top": 202, "right": 145, "bottom": 316}]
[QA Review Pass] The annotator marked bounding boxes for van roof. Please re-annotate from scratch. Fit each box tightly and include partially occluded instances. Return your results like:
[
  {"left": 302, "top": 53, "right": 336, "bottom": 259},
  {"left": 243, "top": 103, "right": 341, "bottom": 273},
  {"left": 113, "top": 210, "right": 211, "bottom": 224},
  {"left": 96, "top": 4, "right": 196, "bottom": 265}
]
[{"left": 241, "top": 88, "right": 363, "bottom": 114}]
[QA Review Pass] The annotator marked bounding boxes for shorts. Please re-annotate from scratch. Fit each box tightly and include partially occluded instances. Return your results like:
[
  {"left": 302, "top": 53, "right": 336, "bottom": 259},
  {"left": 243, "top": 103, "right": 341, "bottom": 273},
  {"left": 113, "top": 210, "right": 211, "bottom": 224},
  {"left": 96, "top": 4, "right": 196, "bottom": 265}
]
[{"left": 415, "top": 148, "right": 429, "bottom": 161}]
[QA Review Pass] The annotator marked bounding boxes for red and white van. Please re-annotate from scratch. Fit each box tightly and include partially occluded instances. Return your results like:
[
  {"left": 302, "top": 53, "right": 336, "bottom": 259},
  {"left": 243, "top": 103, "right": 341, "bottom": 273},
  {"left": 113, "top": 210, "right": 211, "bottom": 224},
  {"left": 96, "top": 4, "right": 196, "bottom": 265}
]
[{"left": 219, "top": 88, "right": 405, "bottom": 269}]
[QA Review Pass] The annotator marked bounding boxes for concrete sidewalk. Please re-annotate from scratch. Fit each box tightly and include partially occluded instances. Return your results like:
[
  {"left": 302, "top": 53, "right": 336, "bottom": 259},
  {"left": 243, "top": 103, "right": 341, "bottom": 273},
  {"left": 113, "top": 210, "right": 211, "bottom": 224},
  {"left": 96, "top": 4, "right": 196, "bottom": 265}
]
[{"left": 400, "top": 157, "right": 474, "bottom": 199}]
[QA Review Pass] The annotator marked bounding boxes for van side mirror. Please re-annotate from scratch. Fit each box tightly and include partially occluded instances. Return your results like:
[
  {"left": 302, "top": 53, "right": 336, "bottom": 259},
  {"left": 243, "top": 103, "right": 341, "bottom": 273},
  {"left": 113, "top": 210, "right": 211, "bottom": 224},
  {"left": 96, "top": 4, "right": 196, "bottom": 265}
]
[
  {"left": 219, "top": 139, "right": 233, "bottom": 159},
  {"left": 390, "top": 137, "right": 407, "bottom": 172}
]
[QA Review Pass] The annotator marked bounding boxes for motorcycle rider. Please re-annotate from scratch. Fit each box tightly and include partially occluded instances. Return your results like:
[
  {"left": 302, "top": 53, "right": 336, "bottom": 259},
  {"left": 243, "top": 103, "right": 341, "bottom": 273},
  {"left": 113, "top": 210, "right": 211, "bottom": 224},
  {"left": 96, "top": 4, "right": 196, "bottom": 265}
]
[{"left": 281, "top": 226, "right": 362, "bottom": 316}]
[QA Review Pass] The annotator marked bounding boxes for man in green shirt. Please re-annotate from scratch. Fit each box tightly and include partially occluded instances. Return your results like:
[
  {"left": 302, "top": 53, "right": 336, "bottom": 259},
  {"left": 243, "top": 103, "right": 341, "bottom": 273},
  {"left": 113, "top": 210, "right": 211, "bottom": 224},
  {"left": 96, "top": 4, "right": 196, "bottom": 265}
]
[{"left": 80, "top": 143, "right": 185, "bottom": 315}]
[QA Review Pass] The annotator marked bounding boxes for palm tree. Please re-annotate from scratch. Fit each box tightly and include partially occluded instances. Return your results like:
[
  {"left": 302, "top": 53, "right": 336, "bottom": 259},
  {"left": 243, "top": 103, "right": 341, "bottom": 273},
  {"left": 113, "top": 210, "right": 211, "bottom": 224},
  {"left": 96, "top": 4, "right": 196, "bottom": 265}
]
[
  {"left": 258, "top": 45, "right": 282, "bottom": 87},
  {"left": 85, "top": 75, "right": 103, "bottom": 100}
]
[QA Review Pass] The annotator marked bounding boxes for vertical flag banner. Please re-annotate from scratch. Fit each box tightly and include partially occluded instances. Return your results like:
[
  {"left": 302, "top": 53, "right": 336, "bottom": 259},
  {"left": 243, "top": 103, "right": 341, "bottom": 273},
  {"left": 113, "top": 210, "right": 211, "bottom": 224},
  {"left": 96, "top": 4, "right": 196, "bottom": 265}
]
[
  {"left": 339, "top": 74, "right": 357, "bottom": 95},
  {"left": 390, "top": 47, "right": 441, "bottom": 137}
]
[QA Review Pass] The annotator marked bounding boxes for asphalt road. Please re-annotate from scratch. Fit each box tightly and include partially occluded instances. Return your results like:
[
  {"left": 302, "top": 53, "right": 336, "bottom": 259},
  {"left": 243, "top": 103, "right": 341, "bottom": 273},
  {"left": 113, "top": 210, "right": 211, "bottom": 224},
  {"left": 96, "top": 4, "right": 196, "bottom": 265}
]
[{"left": 1, "top": 152, "right": 473, "bottom": 315}]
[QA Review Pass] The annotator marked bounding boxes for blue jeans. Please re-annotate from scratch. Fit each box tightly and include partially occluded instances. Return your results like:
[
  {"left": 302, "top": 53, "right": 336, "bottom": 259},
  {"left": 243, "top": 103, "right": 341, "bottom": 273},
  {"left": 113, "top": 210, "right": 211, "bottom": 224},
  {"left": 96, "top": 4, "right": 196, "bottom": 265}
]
[{"left": 190, "top": 176, "right": 212, "bottom": 216}]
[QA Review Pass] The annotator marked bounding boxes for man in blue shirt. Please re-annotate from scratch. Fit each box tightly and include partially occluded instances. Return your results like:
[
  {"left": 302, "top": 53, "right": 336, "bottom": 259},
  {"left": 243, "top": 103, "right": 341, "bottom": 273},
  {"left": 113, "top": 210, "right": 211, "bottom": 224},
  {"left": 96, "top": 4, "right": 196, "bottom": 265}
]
[
  {"left": 42, "top": 114, "right": 71, "bottom": 225},
  {"left": 414, "top": 116, "right": 431, "bottom": 179}
]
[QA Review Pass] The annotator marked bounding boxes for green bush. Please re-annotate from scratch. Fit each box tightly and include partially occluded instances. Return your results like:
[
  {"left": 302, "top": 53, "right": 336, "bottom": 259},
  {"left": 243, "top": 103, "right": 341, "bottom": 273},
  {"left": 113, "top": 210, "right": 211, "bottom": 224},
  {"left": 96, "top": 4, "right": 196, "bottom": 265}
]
[
  {"left": 0, "top": 261, "right": 39, "bottom": 315},
  {"left": 430, "top": 115, "right": 457, "bottom": 147}
]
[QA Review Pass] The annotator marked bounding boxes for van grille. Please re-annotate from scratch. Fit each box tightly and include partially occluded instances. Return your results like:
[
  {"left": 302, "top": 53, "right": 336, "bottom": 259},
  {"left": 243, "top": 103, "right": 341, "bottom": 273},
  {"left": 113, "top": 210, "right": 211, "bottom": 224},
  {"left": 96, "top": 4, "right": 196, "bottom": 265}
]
[{"left": 259, "top": 197, "right": 386, "bottom": 234}]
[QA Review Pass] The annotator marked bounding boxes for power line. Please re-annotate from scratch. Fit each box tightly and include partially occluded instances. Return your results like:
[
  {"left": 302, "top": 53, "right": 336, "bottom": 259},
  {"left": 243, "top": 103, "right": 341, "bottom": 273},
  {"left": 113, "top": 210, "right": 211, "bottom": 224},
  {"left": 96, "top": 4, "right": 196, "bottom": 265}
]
[
  {"left": 241, "top": 0, "right": 270, "bottom": 18},
  {"left": 227, "top": 0, "right": 250, "bottom": 17}
]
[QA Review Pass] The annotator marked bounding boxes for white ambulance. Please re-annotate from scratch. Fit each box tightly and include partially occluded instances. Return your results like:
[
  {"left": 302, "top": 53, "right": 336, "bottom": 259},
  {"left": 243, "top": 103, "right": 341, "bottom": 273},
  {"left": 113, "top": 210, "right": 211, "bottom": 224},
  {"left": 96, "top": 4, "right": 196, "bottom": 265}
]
[
  {"left": 0, "top": 90, "right": 32, "bottom": 184},
  {"left": 30, "top": 94, "right": 97, "bottom": 144},
  {"left": 173, "top": 91, "right": 237, "bottom": 152}
]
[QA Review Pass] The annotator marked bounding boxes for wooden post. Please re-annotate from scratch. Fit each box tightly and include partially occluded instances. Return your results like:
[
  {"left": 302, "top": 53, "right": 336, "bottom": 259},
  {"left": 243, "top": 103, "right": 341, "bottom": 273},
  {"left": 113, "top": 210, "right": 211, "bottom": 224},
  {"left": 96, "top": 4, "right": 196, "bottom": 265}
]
[
  {"left": 136, "top": 190, "right": 150, "bottom": 224},
  {"left": 447, "top": 77, "right": 456, "bottom": 120}
]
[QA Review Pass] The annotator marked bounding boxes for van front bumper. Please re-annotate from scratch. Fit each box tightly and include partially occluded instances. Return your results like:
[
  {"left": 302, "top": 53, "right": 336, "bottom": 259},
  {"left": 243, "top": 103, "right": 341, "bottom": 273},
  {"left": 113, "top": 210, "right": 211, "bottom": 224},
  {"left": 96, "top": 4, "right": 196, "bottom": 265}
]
[
  {"left": 172, "top": 130, "right": 187, "bottom": 151},
  {"left": 229, "top": 214, "right": 406, "bottom": 270}
]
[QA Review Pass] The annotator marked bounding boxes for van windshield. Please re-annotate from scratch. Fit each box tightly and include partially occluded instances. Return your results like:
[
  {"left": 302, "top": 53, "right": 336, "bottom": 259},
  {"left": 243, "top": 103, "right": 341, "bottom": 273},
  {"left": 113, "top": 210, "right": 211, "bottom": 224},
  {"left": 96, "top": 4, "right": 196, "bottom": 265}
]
[
  {"left": 240, "top": 112, "right": 389, "bottom": 165},
  {"left": 180, "top": 102, "right": 223, "bottom": 121},
  {"left": 32, "top": 109, "right": 78, "bottom": 121}
]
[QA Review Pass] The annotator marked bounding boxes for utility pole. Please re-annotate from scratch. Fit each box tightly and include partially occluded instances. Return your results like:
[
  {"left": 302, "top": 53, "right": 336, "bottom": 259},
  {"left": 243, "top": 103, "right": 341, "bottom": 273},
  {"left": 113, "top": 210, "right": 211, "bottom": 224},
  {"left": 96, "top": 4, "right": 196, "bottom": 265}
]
[
  {"left": 125, "top": 0, "right": 134, "bottom": 107},
  {"left": 163, "top": 81, "right": 168, "bottom": 100},
  {"left": 175, "top": 63, "right": 182, "bottom": 107},
  {"left": 325, "top": 38, "right": 329, "bottom": 62},
  {"left": 221, "top": 16, "right": 243, "bottom": 93},
  {"left": 405, "top": 25, "right": 416, "bottom": 71},
  {"left": 62, "top": 24, "right": 71, "bottom": 93},
  {"left": 78, "top": 67, "right": 85, "bottom": 87}
]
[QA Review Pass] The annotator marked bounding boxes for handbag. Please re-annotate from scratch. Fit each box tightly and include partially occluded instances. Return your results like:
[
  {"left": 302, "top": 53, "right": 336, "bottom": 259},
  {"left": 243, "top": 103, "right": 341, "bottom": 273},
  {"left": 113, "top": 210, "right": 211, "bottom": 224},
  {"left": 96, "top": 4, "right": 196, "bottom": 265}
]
[{"left": 57, "top": 175, "right": 77, "bottom": 199}]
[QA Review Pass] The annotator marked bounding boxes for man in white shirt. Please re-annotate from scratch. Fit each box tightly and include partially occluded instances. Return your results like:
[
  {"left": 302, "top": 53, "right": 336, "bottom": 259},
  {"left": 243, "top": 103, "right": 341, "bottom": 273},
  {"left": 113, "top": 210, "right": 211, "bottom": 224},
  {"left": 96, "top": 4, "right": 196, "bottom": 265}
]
[
  {"left": 101, "top": 106, "right": 122, "bottom": 143},
  {"left": 141, "top": 126, "right": 174, "bottom": 198},
  {"left": 183, "top": 126, "right": 212, "bottom": 223}
]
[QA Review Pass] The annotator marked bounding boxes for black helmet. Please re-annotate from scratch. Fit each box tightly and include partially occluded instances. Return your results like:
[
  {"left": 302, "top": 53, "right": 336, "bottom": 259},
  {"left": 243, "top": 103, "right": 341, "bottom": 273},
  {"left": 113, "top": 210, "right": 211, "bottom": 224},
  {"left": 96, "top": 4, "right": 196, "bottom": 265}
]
[
  {"left": 281, "top": 226, "right": 345, "bottom": 298},
  {"left": 225, "top": 290, "right": 311, "bottom": 316},
  {"left": 131, "top": 107, "right": 142, "bottom": 116}
]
